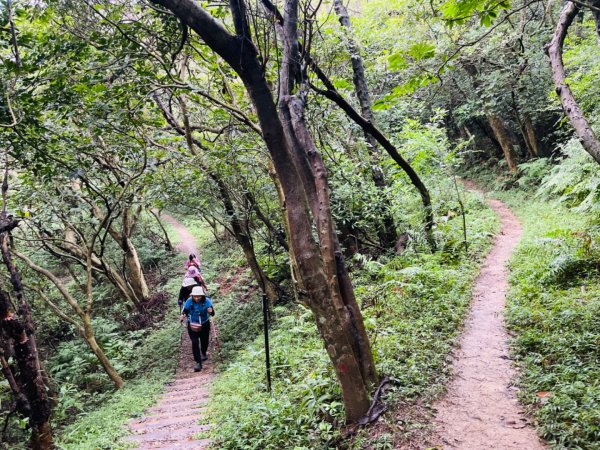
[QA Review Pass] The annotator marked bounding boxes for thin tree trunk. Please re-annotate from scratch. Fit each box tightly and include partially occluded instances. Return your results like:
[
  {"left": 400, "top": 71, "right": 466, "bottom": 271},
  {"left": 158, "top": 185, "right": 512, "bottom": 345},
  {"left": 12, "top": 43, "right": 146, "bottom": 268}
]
[
  {"left": 149, "top": 208, "right": 174, "bottom": 253},
  {"left": 214, "top": 177, "right": 280, "bottom": 304},
  {"left": 82, "top": 317, "right": 124, "bottom": 389},
  {"left": 13, "top": 251, "right": 125, "bottom": 389},
  {"left": 333, "top": 0, "right": 397, "bottom": 249},
  {"left": 159, "top": 91, "right": 282, "bottom": 304},
  {"left": 305, "top": 62, "right": 435, "bottom": 249},
  {"left": 488, "top": 115, "right": 519, "bottom": 172},
  {"left": 545, "top": 1, "right": 600, "bottom": 164},
  {"left": 522, "top": 113, "right": 539, "bottom": 157}
]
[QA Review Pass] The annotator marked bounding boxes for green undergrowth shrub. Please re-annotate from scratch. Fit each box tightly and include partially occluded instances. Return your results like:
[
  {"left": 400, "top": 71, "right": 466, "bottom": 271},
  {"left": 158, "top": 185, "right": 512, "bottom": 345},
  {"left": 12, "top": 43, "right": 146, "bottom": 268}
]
[
  {"left": 208, "top": 191, "right": 499, "bottom": 449},
  {"left": 53, "top": 305, "right": 181, "bottom": 450},
  {"left": 492, "top": 192, "right": 600, "bottom": 449},
  {"left": 43, "top": 222, "right": 187, "bottom": 448}
]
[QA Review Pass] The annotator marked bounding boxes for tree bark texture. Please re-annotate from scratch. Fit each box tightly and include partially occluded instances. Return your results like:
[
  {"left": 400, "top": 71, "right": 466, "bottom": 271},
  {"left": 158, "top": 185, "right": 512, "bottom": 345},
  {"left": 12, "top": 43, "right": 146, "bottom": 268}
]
[
  {"left": 0, "top": 226, "right": 53, "bottom": 449},
  {"left": 545, "top": 1, "right": 600, "bottom": 164},
  {"left": 148, "top": 0, "right": 376, "bottom": 422},
  {"left": 82, "top": 317, "right": 124, "bottom": 389},
  {"left": 488, "top": 115, "right": 519, "bottom": 172},
  {"left": 521, "top": 113, "right": 539, "bottom": 158}
]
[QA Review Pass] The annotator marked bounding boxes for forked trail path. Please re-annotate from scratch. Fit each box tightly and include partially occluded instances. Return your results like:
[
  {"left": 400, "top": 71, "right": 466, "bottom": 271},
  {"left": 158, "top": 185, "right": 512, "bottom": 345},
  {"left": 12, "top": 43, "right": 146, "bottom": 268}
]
[
  {"left": 431, "top": 184, "right": 546, "bottom": 449},
  {"left": 126, "top": 213, "right": 213, "bottom": 450}
]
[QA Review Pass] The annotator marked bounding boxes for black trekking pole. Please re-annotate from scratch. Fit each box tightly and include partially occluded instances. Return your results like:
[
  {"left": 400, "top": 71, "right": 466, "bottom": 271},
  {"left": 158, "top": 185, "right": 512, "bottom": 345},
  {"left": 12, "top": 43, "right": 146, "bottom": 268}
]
[{"left": 262, "top": 293, "right": 272, "bottom": 394}]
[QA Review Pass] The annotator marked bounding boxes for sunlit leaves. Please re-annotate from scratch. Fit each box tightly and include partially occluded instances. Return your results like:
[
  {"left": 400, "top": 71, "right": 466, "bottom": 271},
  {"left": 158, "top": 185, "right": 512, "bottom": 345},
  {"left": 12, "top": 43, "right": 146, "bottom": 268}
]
[{"left": 439, "top": 0, "right": 511, "bottom": 27}]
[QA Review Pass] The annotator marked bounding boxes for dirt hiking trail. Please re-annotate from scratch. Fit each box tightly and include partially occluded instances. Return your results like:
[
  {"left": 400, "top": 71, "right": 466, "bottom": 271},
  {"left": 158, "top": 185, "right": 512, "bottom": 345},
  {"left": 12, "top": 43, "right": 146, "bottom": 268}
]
[
  {"left": 127, "top": 214, "right": 213, "bottom": 449},
  {"left": 430, "top": 184, "right": 546, "bottom": 449}
]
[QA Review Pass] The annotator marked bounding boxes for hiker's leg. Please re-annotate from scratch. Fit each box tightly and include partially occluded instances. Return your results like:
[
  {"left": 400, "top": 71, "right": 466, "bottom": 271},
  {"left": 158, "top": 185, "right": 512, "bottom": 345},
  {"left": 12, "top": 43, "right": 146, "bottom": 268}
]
[
  {"left": 187, "top": 326, "right": 201, "bottom": 363},
  {"left": 200, "top": 321, "right": 211, "bottom": 356}
]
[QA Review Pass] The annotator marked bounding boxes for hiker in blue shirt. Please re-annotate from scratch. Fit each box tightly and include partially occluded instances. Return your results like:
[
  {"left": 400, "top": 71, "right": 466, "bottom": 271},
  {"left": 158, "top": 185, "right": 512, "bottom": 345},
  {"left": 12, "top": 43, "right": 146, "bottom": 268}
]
[{"left": 180, "top": 286, "right": 215, "bottom": 372}]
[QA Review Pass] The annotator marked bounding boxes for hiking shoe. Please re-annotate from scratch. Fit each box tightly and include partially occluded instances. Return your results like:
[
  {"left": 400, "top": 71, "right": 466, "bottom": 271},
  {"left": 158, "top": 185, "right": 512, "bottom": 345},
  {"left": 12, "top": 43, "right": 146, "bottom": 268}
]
[
  {"left": 194, "top": 362, "right": 202, "bottom": 372},
  {"left": 201, "top": 353, "right": 208, "bottom": 361}
]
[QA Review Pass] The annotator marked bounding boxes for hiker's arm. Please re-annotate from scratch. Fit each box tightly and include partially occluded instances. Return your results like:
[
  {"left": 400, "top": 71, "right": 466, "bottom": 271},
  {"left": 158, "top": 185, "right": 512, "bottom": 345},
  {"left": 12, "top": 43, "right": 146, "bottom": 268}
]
[{"left": 180, "top": 305, "right": 190, "bottom": 322}]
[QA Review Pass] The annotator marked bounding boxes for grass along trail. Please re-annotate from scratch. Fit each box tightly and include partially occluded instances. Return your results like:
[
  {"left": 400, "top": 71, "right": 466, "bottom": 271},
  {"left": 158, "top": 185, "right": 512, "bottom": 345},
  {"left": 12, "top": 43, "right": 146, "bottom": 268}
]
[
  {"left": 430, "top": 184, "right": 546, "bottom": 449},
  {"left": 126, "top": 214, "right": 213, "bottom": 449}
]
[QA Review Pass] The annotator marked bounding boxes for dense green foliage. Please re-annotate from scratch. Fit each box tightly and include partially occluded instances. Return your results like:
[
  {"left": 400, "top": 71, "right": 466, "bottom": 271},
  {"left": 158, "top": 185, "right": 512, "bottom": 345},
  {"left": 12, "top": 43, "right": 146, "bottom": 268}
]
[
  {"left": 0, "top": 0, "right": 599, "bottom": 447},
  {"left": 208, "top": 189, "right": 499, "bottom": 449}
]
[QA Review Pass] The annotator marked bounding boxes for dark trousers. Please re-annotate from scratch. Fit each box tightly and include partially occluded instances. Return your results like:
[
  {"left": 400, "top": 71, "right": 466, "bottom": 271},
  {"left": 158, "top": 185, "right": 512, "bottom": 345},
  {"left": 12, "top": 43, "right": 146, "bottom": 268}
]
[{"left": 187, "top": 321, "right": 211, "bottom": 364}]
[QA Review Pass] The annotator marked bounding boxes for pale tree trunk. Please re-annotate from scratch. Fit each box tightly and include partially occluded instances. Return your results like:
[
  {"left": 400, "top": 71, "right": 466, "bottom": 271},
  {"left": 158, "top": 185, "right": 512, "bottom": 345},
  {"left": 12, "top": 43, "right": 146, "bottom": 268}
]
[
  {"left": 333, "top": 0, "right": 397, "bottom": 249},
  {"left": 13, "top": 251, "right": 125, "bottom": 389},
  {"left": 522, "top": 113, "right": 539, "bottom": 158},
  {"left": 545, "top": 1, "right": 600, "bottom": 164},
  {"left": 91, "top": 205, "right": 149, "bottom": 301},
  {"left": 82, "top": 317, "right": 124, "bottom": 389},
  {"left": 488, "top": 115, "right": 519, "bottom": 172},
  {"left": 147, "top": 0, "right": 376, "bottom": 422}
]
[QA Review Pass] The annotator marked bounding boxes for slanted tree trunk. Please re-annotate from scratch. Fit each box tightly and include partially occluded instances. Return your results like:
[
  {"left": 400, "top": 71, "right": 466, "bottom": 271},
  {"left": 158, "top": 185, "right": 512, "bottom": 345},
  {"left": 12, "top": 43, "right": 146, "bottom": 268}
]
[
  {"left": 333, "top": 0, "right": 397, "bottom": 249},
  {"left": 155, "top": 92, "right": 282, "bottom": 304},
  {"left": 149, "top": 208, "right": 174, "bottom": 253},
  {"left": 14, "top": 251, "right": 125, "bottom": 389},
  {"left": 148, "top": 0, "right": 377, "bottom": 422},
  {"left": 82, "top": 317, "right": 124, "bottom": 389},
  {"left": 114, "top": 209, "right": 149, "bottom": 301},
  {"left": 214, "top": 177, "right": 280, "bottom": 304},
  {"left": 545, "top": 1, "right": 600, "bottom": 164},
  {"left": 488, "top": 115, "right": 519, "bottom": 172}
]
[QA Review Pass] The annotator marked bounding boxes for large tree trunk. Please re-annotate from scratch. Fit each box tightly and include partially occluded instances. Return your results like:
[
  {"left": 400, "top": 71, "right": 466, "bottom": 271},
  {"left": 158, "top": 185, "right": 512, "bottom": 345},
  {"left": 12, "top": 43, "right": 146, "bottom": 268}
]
[
  {"left": 333, "top": 0, "right": 397, "bottom": 249},
  {"left": 0, "top": 220, "right": 53, "bottom": 449},
  {"left": 148, "top": 0, "right": 376, "bottom": 422},
  {"left": 545, "top": 1, "right": 600, "bottom": 164},
  {"left": 488, "top": 115, "right": 519, "bottom": 172}
]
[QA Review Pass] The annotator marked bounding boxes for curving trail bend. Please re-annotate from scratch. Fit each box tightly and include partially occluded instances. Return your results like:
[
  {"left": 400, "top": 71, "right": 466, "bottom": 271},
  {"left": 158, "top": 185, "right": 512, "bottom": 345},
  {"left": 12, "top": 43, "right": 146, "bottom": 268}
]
[{"left": 431, "top": 183, "right": 546, "bottom": 450}]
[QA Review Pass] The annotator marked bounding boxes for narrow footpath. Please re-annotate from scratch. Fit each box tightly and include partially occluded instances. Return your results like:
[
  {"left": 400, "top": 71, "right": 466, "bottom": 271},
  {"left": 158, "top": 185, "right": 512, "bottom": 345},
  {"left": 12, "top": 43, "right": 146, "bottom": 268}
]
[
  {"left": 126, "top": 213, "right": 213, "bottom": 450},
  {"left": 430, "top": 184, "right": 545, "bottom": 449}
]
